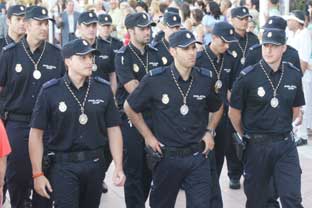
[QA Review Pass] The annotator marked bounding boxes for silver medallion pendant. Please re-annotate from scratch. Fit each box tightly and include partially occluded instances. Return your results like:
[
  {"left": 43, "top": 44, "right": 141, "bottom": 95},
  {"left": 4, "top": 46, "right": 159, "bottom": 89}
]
[
  {"left": 270, "top": 97, "right": 279, "bottom": 108},
  {"left": 180, "top": 104, "right": 189, "bottom": 116},
  {"left": 240, "top": 57, "right": 245, "bottom": 65},
  {"left": 215, "top": 80, "right": 223, "bottom": 89},
  {"left": 79, "top": 113, "right": 88, "bottom": 125},
  {"left": 92, "top": 64, "right": 98, "bottom": 71},
  {"left": 33, "top": 70, "right": 42, "bottom": 80}
]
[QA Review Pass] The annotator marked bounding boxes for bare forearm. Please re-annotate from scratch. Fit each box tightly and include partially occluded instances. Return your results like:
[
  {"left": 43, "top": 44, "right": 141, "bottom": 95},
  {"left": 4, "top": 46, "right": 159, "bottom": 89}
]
[
  {"left": 29, "top": 128, "right": 44, "bottom": 174},
  {"left": 124, "top": 101, "right": 154, "bottom": 141},
  {"left": 107, "top": 126, "right": 123, "bottom": 170},
  {"left": 229, "top": 107, "right": 244, "bottom": 136},
  {"left": 109, "top": 72, "right": 117, "bottom": 95},
  {"left": 0, "top": 157, "right": 6, "bottom": 186},
  {"left": 208, "top": 104, "right": 224, "bottom": 129}
]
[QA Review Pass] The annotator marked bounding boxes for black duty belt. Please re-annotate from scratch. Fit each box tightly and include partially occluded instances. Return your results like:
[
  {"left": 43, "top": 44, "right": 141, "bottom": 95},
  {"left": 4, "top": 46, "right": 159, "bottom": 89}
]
[
  {"left": 2, "top": 112, "right": 31, "bottom": 122},
  {"left": 51, "top": 149, "right": 104, "bottom": 162},
  {"left": 247, "top": 133, "right": 291, "bottom": 144},
  {"left": 161, "top": 141, "right": 205, "bottom": 157}
]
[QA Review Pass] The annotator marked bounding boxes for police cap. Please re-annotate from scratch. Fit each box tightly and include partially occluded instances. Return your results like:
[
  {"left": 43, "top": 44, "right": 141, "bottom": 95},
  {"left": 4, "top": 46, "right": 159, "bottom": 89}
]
[
  {"left": 7, "top": 5, "right": 26, "bottom": 18},
  {"left": 62, "top": 39, "right": 98, "bottom": 58},
  {"left": 125, "top": 12, "right": 156, "bottom": 29},
  {"left": 262, "top": 29, "right": 286, "bottom": 46},
  {"left": 212, "top": 21, "right": 237, "bottom": 43},
  {"left": 24, "top": 6, "right": 54, "bottom": 22},
  {"left": 163, "top": 12, "right": 181, "bottom": 27},
  {"left": 231, "top": 6, "right": 252, "bottom": 19},
  {"left": 169, "top": 30, "right": 202, "bottom": 48},
  {"left": 78, "top": 11, "right": 98, "bottom": 25},
  {"left": 262, "top": 16, "right": 287, "bottom": 31},
  {"left": 98, "top": 14, "right": 112, "bottom": 26}
]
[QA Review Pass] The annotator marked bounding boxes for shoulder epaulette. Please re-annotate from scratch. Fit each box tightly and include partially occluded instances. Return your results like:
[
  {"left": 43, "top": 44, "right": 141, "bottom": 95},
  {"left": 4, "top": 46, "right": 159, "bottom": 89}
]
[
  {"left": 148, "top": 44, "right": 158, "bottom": 51},
  {"left": 116, "top": 46, "right": 127, "bottom": 54},
  {"left": 196, "top": 67, "right": 212, "bottom": 78},
  {"left": 94, "top": 76, "right": 111, "bottom": 85},
  {"left": 240, "top": 65, "right": 255, "bottom": 76},
  {"left": 283, "top": 61, "right": 301, "bottom": 73},
  {"left": 149, "top": 67, "right": 166, "bottom": 76},
  {"left": 3, "top": 42, "right": 16, "bottom": 51},
  {"left": 249, "top": 43, "right": 261, "bottom": 51},
  {"left": 150, "top": 40, "right": 159, "bottom": 48},
  {"left": 42, "top": 79, "right": 59, "bottom": 89}
]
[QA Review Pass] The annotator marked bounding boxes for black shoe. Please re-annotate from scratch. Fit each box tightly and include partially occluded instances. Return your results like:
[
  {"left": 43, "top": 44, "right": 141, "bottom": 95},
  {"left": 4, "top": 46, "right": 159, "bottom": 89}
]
[
  {"left": 296, "top": 138, "right": 308, "bottom": 146},
  {"left": 102, "top": 182, "right": 108, "bottom": 193},
  {"left": 229, "top": 179, "right": 241, "bottom": 189}
]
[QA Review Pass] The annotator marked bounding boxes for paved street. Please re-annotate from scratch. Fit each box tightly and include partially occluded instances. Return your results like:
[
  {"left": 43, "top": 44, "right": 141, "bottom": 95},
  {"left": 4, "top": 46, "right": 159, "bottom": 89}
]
[{"left": 3, "top": 140, "right": 312, "bottom": 208}]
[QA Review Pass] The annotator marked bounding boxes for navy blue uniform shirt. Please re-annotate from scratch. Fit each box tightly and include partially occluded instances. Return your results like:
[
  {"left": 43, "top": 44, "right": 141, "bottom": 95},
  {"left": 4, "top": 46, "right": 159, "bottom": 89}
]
[
  {"left": 115, "top": 43, "right": 161, "bottom": 111},
  {"left": 152, "top": 37, "right": 173, "bottom": 66},
  {"left": 229, "top": 32, "right": 259, "bottom": 78},
  {"left": 31, "top": 74, "right": 121, "bottom": 152},
  {"left": 0, "top": 35, "right": 14, "bottom": 49},
  {"left": 0, "top": 38, "right": 66, "bottom": 115},
  {"left": 127, "top": 64, "right": 222, "bottom": 147},
  {"left": 244, "top": 44, "right": 301, "bottom": 72},
  {"left": 196, "top": 44, "right": 236, "bottom": 104},
  {"left": 230, "top": 60, "right": 305, "bottom": 135},
  {"left": 92, "top": 38, "right": 115, "bottom": 81}
]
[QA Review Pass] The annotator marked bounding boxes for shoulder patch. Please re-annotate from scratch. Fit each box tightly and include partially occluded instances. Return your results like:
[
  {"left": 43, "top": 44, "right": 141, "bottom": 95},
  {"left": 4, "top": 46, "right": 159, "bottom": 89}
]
[
  {"left": 94, "top": 76, "right": 111, "bottom": 85},
  {"left": 3, "top": 42, "right": 16, "bottom": 51},
  {"left": 196, "top": 67, "right": 212, "bottom": 78},
  {"left": 116, "top": 46, "right": 127, "bottom": 54},
  {"left": 148, "top": 44, "right": 158, "bottom": 51},
  {"left": 42, "top": 79, "right": 59, "bottom": 89},
  {"left": 283, "top": 61, "right": 301, "bottom": 73},
  {"left": 149, "top": 67, "right": 166, "bottom": 76},
  {"left": 150, "top": 40, "right": 160, "bottom": 48},
  {"left": 249, "top": 43, "right": 261, "bottom": 51},
  {"left": 240, "top": 65, "right": 255, "bottom": 76}
]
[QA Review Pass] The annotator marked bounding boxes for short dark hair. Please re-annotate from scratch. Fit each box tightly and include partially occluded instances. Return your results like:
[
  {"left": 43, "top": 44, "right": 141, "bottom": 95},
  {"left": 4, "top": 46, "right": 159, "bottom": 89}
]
[
  {"left": 136, "top": 2, "right": 148, "bottom": 13},
  {"left": 191, "top": 8, "right": 204, "bottom": 23},
  {"left": 180, "top": 3, "right": 191, "bottom": 21},
  {"left": 270, "top": 0, "right": 279, "bottom": 5}
]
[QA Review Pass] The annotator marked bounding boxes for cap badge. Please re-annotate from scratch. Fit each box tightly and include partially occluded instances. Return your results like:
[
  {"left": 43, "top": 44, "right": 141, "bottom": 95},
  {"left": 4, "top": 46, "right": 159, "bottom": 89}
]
[
  {"left": 143, "top": 14, "right": 147, "bottom": 19},
  {"left": 83, "top": 40, "right": 88, "bottom": 46},
  {"left": 268, "top": 20, "right": 273, "bottom": 25},
  {"left": 89, "top": 13, "right": 93, "bottom": 17},
  {"left": 59, "top": 101, "right": 67, "bottom": 112},
  {"left": 20, "top": 6, "right": 24, "bottom": 11},
  {"left": 162, "top": 94, "right": 170, "bottom": 104},
  {"left": 186, "top": 33, "right": 191, "bottom": 39},
  {"left": 242, "top": 8, "right": 246, "bottom": 13},
  {"left": 42, "top": 9, "right": 46, "bottom": 15},
  {"left": 105, "top": 17, "right": 108, "bottom": 21},
  {"left": 173, "top": 16, "right": 177, "bottom": 21},
  {"left": 267, "top": 32, "right": 272, "bottom": 38},
  {"left": 230, "top": 29, "right": 233, "bottom": 35}
]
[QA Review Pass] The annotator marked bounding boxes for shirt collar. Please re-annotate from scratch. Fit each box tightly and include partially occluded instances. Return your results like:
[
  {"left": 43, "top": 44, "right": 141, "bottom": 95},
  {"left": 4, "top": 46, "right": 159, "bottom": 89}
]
[
  {"left": 98, "top": 36, "right": 112, "bottom": 44},
  {"left": 63, "top": 73, "right": 89, "bottom": 90},
  {"left": 5, "top": 34, "right": 15, "bottom": 44},
  {"left": 261, "top": 59, "right": 282, "bottom": 75},
  {"left": 129, "top": 42, "right": 147, "bottom": 56},
  {"left": 22, "top": 36, "right": 45, "bottom": 54},
  {"left": 170, "top": 63, "right": 196, "bottom": 82},
  {"left": 206, "top": 44, "right": 222, "bottom": 62},
  {"left": 234, "top": 31, "right": 246, "bottom": 40}
]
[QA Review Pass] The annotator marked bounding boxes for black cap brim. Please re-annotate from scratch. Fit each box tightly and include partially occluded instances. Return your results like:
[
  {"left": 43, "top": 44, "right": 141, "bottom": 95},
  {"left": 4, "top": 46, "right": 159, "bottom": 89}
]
[
  {"left": 220, "top": 36, "right": 238, "bottom": 43},
  {"left": 137, "top": 21, "right": 157, "bottom": 28},
  {"left": 99, "top": 22, "right": 112, "bottom": 26},
  {"left": 33, "top": 16, "right": 55, "bottom": 22},
  {"left": 261, "top": 41, "right": 283, "bottom": 46},
  {"left": 76, "top": 47, "right": 99, "bottom": 56},
  {"left": 167, "top": 23, "right": 181, "bottom": 28},
  {"left": 81, "top": 20, "right": 98, "bottom": 25},
  {"left": 8, "top": 12, "right": 25, "bottom": 17},
  {"left": 177, "top": 40, "right": 202, "bottom": 48},
  {"left": 235, "top": 14, "right": 252, "bottom": 19}
]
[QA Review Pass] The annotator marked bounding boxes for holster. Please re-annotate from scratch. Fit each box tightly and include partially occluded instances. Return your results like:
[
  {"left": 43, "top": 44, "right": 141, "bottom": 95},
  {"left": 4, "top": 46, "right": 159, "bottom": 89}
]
[
  {"left": 145, "top": 146, "right": 162, "bottom": 171},
  {"left": 232, "top": 133, "right": 247, "bottom": 161}
]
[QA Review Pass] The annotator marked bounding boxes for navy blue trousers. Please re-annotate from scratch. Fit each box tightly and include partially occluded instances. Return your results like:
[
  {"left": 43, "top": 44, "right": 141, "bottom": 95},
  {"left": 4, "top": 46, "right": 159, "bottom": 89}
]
[
  {"left": 121, "top": 119, "right": 151, "bottom": 208},
  {"left": 150, "top": 153, "right": 213, "bottom": 208},
  {"left": 243, "top": 135, "right": 303, "bottom": 208},
  {"left": 49, "top": 158, "right": 106, "bottom": 208},
  {"left": 5, "top": 120, "right": 51, "bottom": 208}
]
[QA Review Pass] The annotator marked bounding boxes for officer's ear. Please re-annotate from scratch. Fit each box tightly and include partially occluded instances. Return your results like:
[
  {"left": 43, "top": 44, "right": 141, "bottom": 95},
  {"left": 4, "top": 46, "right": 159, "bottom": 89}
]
[
  {"left": 282, "top": 45, "right": 287, "bottom": 53},
  {"left": 169, "top": 47, "right": 176, "bottom": 57},
  {"left": 64, "top": 57, "right": 72, "bottom": 69}
]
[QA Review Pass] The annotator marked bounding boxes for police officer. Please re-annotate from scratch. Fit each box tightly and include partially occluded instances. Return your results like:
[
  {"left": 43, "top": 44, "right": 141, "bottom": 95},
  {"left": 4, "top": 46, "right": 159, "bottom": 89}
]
[
  {"left": 229, "top": 28, "right": 304, "bottom": 208},
  {"left": 98, "top": 13, "right": 123, "bottom": 54},
  {"left": 77, "top": 11, "right": 117, "bottom": 93},
  {"left": 244, "top": 16, "right": 301, "bottom": 71},
  {"left": 226, "top": 6, "right": 259, "bottom": 188},
  {"left": 152, "top": 11, "right": 181, "bottom": 66},
  {"left": 28, "top": 38, "right": 125, "bottom": 208},
  {"left": 229, "top": 6, "right": 259, "bottom": 77},
  {"left": 114, "top": 12, "right": 161, "bottom": 208},
  {"left": 124, "top": 30, "right": 223, "bottom": 208},
  {"left": 0, "top": 5, "right": 26, "bottom": 49},
  {"left": 196, "top": 21, "right": 238, "bottom": 192},
  {"left": 0, "top": 6, "right": 65, "bottom": 208}
]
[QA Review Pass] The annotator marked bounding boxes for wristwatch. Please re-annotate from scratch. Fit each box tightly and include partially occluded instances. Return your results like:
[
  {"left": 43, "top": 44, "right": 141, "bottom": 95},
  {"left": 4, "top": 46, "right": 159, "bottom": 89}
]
[{"left": 206, "top": 128, "right": 216, "bottom": 137}]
